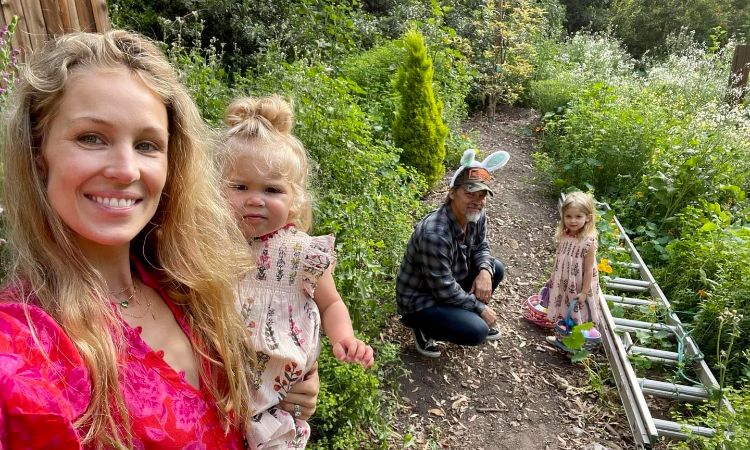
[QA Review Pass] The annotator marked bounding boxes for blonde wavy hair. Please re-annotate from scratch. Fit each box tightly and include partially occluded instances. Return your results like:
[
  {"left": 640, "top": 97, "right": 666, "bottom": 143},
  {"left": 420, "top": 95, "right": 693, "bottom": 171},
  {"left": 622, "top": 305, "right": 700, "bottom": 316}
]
[
  {"left": 1, "top": 31, "right": 254, "bottom": 448},
  {"left": 555, "top": 191, "right": 598, "bottom": 242},
  {"left": 217, "top": 94, "right": 313, "bottom": 231}
]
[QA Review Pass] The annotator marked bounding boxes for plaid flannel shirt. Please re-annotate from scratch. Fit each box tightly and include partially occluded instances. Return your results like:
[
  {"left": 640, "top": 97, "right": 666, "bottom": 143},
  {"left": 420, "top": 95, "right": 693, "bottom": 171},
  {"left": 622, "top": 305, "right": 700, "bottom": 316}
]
[{"left": 396, "top": 203, "right": 494, "bottom": 315}]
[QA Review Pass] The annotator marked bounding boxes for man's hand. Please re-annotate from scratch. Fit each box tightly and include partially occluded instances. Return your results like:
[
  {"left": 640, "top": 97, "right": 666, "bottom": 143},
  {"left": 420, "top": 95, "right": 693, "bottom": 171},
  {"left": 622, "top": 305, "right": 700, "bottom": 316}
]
[
  {"left": 480, "top": 306, "right": 497, "bottom": 327},
  {"left": 470, "top": 269, "right": 493, "bottom": 304}
]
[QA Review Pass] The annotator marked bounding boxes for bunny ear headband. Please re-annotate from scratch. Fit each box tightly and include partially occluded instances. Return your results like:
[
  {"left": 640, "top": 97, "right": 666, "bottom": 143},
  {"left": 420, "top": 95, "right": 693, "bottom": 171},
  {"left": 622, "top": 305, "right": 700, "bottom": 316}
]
[{"left": 449, "top": 149, "right": 510, "bottom": 189}]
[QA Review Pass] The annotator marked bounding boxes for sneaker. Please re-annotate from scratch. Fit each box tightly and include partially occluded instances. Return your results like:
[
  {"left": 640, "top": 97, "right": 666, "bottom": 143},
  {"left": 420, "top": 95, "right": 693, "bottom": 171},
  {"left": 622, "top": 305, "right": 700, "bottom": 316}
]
[
  {"left": 486, "top": 328, "right": 501, "bottom": 341},
  {"left": 413, "top": 329, "right": 440, "bottom": 357}
]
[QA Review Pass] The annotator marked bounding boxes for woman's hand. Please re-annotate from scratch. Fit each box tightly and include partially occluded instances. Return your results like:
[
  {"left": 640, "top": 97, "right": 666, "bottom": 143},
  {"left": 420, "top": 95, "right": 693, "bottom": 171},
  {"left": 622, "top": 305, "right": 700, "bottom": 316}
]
[{"left": 278, "top": 362, "right": 320, "bottom": 421}]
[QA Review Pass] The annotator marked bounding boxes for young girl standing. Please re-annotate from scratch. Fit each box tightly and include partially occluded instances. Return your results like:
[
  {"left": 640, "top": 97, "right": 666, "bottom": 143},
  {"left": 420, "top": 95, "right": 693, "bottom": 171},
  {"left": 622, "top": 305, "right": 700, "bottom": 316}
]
[
  {"left": 218, "top": 95, "right": 374, "bottom": 449},
  {"left": 545, "top": 191, "right": 602, "bottom": 328}
]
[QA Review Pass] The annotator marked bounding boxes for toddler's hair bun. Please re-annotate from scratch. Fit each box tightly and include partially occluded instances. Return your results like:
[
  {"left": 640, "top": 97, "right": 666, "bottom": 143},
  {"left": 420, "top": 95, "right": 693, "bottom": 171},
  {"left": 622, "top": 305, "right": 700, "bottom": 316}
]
[{"left": 224, "top": 94, "right": 294, "bottom": 135}]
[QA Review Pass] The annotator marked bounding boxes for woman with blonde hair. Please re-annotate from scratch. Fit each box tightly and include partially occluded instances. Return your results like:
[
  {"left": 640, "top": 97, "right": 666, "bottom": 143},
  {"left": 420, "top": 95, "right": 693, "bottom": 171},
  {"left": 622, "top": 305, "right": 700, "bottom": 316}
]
[{"left": 0, "top": 30, "right": 316, "bottom": 449}]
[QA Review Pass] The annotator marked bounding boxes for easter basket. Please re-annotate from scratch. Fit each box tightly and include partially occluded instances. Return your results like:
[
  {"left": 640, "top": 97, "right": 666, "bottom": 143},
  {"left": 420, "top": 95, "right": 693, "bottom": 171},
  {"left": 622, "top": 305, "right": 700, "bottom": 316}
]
[
  {"left": 523, "top": 281, "right": 555, "bottom": 329},
  {"left": 553, "top": 299, "right": 601, "bottom": 352}
]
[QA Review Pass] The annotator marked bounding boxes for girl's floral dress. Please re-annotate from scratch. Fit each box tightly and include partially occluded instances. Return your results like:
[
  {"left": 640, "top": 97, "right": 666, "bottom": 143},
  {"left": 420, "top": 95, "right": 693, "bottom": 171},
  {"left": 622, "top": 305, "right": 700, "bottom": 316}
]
[
  {"left": 238, "top": 225, "right": 334, "bottom": 449},
  {"left": 546, "top": 234, "right": 601, "bottom": 325},
  {"left": 0, "top": 263, "right": 245, "bottom": 449}
]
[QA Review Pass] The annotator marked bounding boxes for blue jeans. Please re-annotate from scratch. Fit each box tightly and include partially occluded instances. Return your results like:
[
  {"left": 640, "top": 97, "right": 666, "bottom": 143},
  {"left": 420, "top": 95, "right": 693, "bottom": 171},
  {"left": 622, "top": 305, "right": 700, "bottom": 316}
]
[{"left": 400, "top": 258, "right": 505, "bottom": 346}]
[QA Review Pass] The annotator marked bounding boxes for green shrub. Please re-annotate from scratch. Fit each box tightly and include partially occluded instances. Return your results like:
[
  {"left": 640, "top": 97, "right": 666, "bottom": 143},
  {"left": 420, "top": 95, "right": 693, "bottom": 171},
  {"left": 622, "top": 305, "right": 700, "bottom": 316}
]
[
  {"left": 392, "top": 29, "right": 447, "bottom": 189},
  {"left": 656, "top": 204, "right": 750, "bottom": 382}
]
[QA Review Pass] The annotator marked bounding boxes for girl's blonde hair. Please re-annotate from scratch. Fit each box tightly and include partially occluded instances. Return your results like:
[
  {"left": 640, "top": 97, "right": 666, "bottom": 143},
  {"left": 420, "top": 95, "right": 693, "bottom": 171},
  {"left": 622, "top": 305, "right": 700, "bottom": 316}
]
[
  {"left": 555, "top": 191, "right": 597, "bottom": 241},
  {"left": 218, "top": 95, "right": 313, "bottom": 231},
  {"left": 1, "top": 30, "right": 254, "bottom": 448}
]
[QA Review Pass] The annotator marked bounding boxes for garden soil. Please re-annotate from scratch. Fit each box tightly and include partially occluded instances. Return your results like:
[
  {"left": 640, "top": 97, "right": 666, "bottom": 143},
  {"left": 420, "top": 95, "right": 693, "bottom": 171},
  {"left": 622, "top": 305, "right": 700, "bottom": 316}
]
[{"left": 386, "top": 108, "right": 636, "bottom": 450}]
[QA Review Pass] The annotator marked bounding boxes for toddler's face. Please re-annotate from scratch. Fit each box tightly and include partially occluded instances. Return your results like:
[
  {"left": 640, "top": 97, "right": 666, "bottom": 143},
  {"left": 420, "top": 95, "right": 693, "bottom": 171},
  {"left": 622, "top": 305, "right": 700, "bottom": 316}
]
[
  {"left": 563, "top": 206, "right": 590, "bottom": 234},
  {"left": 224, "top": 152, "right": 292, "bottom": 239}
]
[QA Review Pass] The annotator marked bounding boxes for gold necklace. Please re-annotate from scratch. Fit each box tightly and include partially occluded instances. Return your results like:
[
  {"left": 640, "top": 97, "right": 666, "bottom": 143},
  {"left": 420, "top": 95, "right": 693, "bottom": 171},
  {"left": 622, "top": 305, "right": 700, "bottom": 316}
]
[{"left": 110, "top": 282, "right": 155, "bottom": 320}]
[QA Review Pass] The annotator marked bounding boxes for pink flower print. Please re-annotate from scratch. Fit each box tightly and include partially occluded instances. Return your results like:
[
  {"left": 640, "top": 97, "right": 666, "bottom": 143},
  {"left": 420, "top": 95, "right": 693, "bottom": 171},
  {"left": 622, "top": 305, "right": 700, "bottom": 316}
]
[
  {"left": 276, "top": 245, "right": 286, "bottom": 281},
  {"left": 121, "top": 360, "right": 168, "bottom": 419},
  {"left": 288, "top": 243, "right": 302, "bottom": 285},
  {"left": 246, "top": 319, "right": 257, "bottom": 339},
  {"left": 288, "top": 304, "right": 305, "bottom": 348},
  {"left": 273, "top": 362, "right": 303, "bottom": 399},
  {"left": 172, "top": 391, "right": 207, "bottom": 431},
  {"left": 264, "top": 307, "right": 279, "bottom": 350},
  {"left": 256, "top": 242, "right": 271, "bottom": 280}
]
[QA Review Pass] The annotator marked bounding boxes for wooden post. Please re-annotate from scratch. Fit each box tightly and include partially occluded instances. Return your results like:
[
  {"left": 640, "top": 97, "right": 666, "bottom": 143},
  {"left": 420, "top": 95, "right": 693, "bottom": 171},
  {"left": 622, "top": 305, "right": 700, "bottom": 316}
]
[
  {"left": 0, "top": 0, "right": 110, "bottom": 61},
  {"left": 728, "top": 44, "right": 750, "bottom": 105}
]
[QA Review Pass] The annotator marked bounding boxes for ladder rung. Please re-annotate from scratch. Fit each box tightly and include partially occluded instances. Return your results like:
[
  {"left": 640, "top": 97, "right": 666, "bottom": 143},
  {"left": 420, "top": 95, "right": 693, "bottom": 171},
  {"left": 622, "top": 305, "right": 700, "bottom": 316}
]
[
  {"left": 630, "top": 346, "right": 679, "bottom": 361},
  {"left": 604, "top": 294, "right": 657, "bottom": 308},
  {"left": 612, "top": 261, "right": 641, "bottom": 270},
  {"left": 609, "top": 277, "right": 652, "bottom": 288},
  {"left": 638, "top": 378, "right": 709, "bottom": 401},
  {"left": 653, "top": 418, "right": 715, "bottom": 439},
  {"left": 614, "top": 318, "right": 676, "bottom": 333},
  {"left": 606, "top": 282, "right": 649, "bottom": 293}
]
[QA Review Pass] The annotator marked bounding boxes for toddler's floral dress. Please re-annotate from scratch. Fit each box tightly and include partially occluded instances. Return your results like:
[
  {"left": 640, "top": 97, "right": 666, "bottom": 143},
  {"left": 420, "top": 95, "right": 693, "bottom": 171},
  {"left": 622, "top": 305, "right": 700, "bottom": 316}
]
[
  {"left": 546, "top": 234, "right": 601, "bottom": 325},
  {"left": 239, "top": 225, "right": 335, "bottom": 449}
]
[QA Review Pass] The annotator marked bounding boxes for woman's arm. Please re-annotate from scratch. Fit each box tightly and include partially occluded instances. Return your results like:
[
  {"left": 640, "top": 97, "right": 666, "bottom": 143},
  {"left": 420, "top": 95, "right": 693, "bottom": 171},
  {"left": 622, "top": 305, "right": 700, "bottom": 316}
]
[{"left": 314, "top": 269, "right": 374, "bottom": 368}]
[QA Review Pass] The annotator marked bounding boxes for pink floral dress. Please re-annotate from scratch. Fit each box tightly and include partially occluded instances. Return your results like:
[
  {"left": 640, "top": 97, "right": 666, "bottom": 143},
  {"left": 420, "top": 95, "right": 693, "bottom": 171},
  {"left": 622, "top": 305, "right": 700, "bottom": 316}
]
[
  {"left": 545, "top": 234, "right": 601, "bottom": 325},
  {"left": 0, "top": 264, "right": 245, "bottom": 450},
  {"left": 238, "top": 226, "right": 334, "bottom": 450}
]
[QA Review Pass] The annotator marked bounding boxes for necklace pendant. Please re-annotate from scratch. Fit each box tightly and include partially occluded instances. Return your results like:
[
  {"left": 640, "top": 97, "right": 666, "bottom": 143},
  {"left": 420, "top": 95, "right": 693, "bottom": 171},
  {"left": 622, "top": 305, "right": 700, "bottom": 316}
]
[{"left": 120, "top": 300, "right": 130, "bottom": 308}]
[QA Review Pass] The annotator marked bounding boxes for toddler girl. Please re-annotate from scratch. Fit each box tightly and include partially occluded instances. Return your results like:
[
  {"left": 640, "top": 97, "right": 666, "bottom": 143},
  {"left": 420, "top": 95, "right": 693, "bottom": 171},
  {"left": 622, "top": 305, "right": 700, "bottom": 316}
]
[
  {"left": 218, "top": 95, "right": 374, "bottom": 449},
  {"left": 545, "top": 191, "right": 602, "bottom": 336}
]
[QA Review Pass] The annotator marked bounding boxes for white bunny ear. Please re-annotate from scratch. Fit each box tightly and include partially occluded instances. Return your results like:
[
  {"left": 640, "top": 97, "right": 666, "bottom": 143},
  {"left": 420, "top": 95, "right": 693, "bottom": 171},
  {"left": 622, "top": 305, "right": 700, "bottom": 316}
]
[
  {"left": 480, "top": 151, "right": 510, "bottom": 172},
  {"left": 460, "top": 149, "right": 477, "bottom": 167}
]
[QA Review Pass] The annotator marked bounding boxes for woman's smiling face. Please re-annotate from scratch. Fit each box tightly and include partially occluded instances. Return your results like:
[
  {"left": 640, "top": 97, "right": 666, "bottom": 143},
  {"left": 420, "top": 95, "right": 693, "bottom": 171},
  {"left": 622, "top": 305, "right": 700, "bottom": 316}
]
[{"left": 41, "top": 67, "right": 169, "bottom": 253}]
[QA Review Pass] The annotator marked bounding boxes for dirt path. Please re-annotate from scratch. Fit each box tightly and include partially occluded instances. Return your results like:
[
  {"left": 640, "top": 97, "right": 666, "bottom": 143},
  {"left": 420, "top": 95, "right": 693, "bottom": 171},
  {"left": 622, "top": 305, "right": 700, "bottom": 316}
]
[{"left": 387, "top": 108, "right": 634, "bottom": 450}]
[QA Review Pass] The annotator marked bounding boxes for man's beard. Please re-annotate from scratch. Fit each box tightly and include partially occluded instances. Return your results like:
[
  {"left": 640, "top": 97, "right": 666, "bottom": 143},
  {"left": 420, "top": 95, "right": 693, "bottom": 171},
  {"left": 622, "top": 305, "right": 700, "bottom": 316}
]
[{"left": 466, "top": 210, "right": 482, "bottom": 223}]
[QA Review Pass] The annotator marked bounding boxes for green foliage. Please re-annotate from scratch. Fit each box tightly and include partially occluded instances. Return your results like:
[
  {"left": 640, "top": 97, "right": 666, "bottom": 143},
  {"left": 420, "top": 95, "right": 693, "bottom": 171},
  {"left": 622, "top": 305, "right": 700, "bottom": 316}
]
[
  {"left": 656, "top": 207, "right": 750, "bottom": 382},
  {"left": 340, "top": 30, "right": 475, "bottom": 167},
  {"left": 529, "top": 31, "right": 633, "bottom": 114},
  {"left": 673, "top": 381, "right": 750, "bottom": 449},
  {"left": 310, "top": 341, "right": 391, "bottom": 450},
  {"left": 606, "top": 0, "right": 749, "bottom": 58},
  {"left": 1, "top": 15, "right": 18, "bottom": 103},
  {"left": 392, "top": 29, "right": 448, "bottom": 189},
  {"left": 472, "top": 0, "right": 548, "bottom": 111},
  {"left": 110, "top": 0, "right": 373, "bottom": 71},
  {"left": 166, "top": 38, "right": 235, "bottom": 126},
  {"left": 1, "top": 16, "right": 19, "bottom": 283},
  {"left": 339, "top": 40, "right": 403, "bottom": 141}
]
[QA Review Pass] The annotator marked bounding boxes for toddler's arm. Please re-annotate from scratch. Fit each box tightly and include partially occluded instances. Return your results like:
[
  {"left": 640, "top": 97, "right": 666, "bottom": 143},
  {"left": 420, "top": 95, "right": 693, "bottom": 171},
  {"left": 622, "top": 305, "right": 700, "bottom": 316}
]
[
  {"left": 314, "top": 268, "right": 374, "bottom": 369},
  {"left": 578, "top": 241, "right": 597, "bottom": 303}
]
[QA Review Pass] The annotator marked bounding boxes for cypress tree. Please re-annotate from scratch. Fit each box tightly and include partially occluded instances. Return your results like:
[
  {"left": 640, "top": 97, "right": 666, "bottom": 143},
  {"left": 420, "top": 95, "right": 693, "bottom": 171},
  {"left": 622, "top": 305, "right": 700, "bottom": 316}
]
[{"left": 392, "top": 29, "right": 448, "bottom": 189}]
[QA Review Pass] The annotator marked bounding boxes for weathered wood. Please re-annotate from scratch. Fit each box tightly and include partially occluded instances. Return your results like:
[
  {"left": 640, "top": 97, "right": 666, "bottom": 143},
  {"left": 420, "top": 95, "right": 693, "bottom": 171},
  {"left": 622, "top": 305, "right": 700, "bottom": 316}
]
[
  {"left": 40, "top": 0, "right": 64, "bottom": 36},
  {"left": 0, "top": 0, "right": 109, "bottom": 61},
  {"left": 72, "top": 0, "right": 94, "bottom": 31},
  {"left": 89, "top": 0, "right": 107, "bottom": 32},
  {"left": 728, "top": 44, "right": 750, "bottom": 104},
  {"left": 19, "top": 0, "right": 47, "bottom": 51},
  {"left": 57, "top": 0, "right": 79, "bottom": 32}
]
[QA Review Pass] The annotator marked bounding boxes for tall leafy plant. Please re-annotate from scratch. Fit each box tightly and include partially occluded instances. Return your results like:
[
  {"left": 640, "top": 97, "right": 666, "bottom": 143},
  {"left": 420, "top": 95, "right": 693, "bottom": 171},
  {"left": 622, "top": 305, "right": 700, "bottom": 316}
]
[{"left": 392, "top": 29, "right": 447, "bottom": 189}]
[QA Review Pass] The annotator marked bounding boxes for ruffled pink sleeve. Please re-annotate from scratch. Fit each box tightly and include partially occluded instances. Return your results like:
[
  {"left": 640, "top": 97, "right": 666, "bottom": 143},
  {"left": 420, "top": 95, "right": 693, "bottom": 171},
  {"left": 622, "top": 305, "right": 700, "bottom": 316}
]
[
  {"left": 300, "top": 234, "right": 336, "bottom": 298},
  {"left": 0, "top": 302, "right": 91, "bottom": 449}
]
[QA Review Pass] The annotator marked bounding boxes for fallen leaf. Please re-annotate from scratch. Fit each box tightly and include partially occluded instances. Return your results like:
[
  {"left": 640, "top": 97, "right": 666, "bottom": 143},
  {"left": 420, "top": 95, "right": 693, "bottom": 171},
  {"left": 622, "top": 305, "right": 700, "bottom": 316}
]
[{"left": 428, "top": 408, "right": 445, "bottom": 417}]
